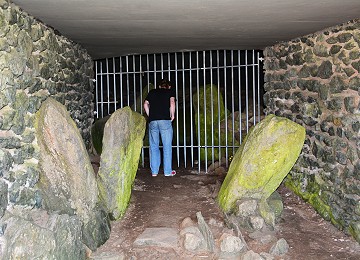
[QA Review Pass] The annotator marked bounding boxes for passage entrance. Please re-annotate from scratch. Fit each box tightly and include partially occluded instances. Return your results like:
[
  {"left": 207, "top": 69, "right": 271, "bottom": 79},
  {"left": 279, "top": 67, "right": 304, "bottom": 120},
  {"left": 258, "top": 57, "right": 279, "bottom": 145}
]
[{"left": 94, "top": 50, "right": 264, "bottom": 172}]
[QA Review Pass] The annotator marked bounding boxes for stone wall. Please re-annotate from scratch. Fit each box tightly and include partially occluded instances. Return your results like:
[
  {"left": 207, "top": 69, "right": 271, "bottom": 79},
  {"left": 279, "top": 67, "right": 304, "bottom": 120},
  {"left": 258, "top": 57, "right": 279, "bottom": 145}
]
[
  {"left": 263, "top": 19, "right": 360, "bottom": 242},
  {"left": 0, "top": 0, "right": 94, "bottom": 213}
]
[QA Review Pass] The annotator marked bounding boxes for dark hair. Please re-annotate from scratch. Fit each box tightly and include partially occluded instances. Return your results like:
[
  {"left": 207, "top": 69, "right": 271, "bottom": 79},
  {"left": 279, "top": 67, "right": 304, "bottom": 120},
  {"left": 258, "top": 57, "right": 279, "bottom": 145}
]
[{"left": 159, "top": 78, "right": 172, "bottom": 89}]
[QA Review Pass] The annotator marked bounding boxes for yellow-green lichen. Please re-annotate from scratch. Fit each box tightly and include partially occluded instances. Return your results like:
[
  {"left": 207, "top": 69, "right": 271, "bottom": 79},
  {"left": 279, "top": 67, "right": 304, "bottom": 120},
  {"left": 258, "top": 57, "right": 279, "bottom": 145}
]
[{"left": 217, "top": 114, "right": 306, "bottom": 213}]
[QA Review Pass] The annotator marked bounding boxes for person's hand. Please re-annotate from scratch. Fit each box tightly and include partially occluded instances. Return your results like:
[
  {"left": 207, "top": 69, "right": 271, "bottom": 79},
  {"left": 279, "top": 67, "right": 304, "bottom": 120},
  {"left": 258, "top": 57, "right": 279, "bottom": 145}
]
[{"left": 171, "top": 115, "right": 175, "bottom": 121}]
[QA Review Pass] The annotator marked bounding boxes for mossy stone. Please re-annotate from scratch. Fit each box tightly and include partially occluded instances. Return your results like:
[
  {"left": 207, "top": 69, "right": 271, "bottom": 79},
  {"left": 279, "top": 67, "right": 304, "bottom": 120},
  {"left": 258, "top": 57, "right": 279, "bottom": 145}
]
[
  {"left": 330, "top": 45, "right": 341, "bottom": 55},
  {"left": 97, "top": 107, "right": 146, "bottom": 220},
  {"left": 217, "top": 114, "right": 306, "bottom": 213},
  {"left": 91, "top": 115, "right": 110, "bottom": 155},
  {"left": 193, "top": 84, "right": 238, "bottom": 162},
  {"left": 0, "top": 179, "right": 8, "bottom": 218},
  {"left": 267, "top": 191, "right": 284, "bottom": 219},
  {"left": 349, "top": 50, "right": 360, "bottom": 60},
  {"left": 258, "top": 199, "right": 276, "bottom": 227},
  {"left": 351, "top": 61, "right": 360, "bottom": 72},
  {"left": 337, "top": 33, "right": 352, "bottom": 43},
  {"left": 349, "top": 222, "right": 360, "bottom": 243},
  {"left": 314, "top": 44, "right": 329, "bottom": 57},
  {"left": 0, "top": 148, "right": 13, "bottom": 177},
  {"left": 326, "top": 36, "right": 338, "bottom": 44},
  {"left": 317, "top": 61, "right": 333, "bottom": 79}
]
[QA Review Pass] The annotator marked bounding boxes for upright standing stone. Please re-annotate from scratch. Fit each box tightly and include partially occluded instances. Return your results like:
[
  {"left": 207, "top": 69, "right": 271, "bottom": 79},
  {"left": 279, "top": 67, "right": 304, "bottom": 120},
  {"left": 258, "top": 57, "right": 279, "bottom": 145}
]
[
  {"left": 217, "top": 114, "right": 305, "bottom": 213},
  {"left": 193, "top": 84, "right": 238, "bottom": 162},
  {"left": 35, "top": 97, "right": 110, "bottom": 250},
  {"left": 35, "top": 98, "right": 97, "bottom": 216},
  {"left": 97, "top": 106, "right": 146, "bottom": 220}
]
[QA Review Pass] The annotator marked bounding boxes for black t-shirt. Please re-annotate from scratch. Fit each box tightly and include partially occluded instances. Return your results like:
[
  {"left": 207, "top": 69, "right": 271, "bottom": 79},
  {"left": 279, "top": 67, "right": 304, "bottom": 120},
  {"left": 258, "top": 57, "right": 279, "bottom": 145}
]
[{"left": 145, "top": 88, "right": 175, "bottom": 122}]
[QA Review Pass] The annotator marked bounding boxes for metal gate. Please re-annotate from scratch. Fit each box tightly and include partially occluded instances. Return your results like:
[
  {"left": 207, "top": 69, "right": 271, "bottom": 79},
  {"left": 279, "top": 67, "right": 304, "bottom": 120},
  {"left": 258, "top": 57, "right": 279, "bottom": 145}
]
[{"left": 94, "top": 50, "right": 264, "bottom": 173}]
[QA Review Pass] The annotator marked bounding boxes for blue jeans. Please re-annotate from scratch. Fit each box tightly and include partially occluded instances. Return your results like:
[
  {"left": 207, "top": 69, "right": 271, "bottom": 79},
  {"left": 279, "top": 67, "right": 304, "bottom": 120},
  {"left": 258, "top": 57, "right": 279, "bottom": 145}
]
[{"left": 149, "top": 120, "right": 173, "bottom": 175}]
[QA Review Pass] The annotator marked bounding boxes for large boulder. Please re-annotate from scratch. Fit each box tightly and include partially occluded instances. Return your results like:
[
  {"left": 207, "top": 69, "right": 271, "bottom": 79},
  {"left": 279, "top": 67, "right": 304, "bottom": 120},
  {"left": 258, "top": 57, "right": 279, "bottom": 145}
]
[
  {"left": 0, "top": 209, "right": 85, "bottom": 259},
  {"left": 97, "top": 106, "right": 146, "bottom": 220},
  {"left": 193, "top": 84, "right": 239, "bottom": 162},
  {"left": 35, "top": 97, "right": 110, "bottom": 250},
  {"left": 217, "top": 114, "right": 306, "bottom": 215}
]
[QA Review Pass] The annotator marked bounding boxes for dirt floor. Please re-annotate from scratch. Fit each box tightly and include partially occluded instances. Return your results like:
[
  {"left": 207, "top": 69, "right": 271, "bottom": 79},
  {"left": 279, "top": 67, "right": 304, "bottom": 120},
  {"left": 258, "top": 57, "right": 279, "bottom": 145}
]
[{"left": 90, "top": 165, "right": 360, "bottom": 260}]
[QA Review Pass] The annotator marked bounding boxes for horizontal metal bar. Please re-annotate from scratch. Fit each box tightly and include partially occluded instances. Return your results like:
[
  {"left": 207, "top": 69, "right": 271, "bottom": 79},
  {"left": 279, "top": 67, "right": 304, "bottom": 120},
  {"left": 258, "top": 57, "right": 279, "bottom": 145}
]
[{"left": 96, "top": 64, "right": 260, "bottom": 75}]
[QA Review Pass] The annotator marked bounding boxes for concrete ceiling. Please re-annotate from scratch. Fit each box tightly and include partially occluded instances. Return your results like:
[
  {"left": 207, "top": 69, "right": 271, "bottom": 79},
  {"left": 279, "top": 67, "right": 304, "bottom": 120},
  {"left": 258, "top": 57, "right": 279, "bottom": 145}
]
[{"left": 12, "top": 0, "right": 360, "bottom": 60}]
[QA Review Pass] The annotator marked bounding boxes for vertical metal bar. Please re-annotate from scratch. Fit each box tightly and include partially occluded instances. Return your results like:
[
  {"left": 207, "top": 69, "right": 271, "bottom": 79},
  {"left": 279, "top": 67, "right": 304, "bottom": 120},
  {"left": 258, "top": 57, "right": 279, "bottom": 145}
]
[
  {"left": 217, "top": 50, "right": 221, "bottom": 163},
  {"left": 196, "top": 51, "right": 201, "bottom": 173},
  {"left": 113, "top": 57, "right": 117, "bottom": 112},
  {"left": 100, "top": 61, "right": 104, "bottom": 118},
  {"left": 245, "top": 50, "right": 249, "bottom": 132},
  {"left": 146, "top": 54, "right": 150, "bottom": 91},
  {"left": 224, "top": 50, "right": 228, "bottom": 167},
  {"left": 238, "top": 50, "right": 242, "bottom": 143},
  {"left": 119, "top": 57, "right": 123, "bottom": 108},
  {"left": 189, "top": 52, "right": 194, "bottom": 167},
  {"left": 133, "top": 55, "right": 136, "bottom": 112},
  {"left": 231, "top": 50, "right": 235, "bottom": 155},
  {"left": 182, "top": 52, "right": 187, "bottom": 167},
  {"left": 106, "top": 58, "right": 110, "bottom": 115},
  {"left": 176, "top": 55, "right": 180, "bottom": 168},
  {"left": 257, "top": 52, "right": 261, "bottom": 123},
  {"left": 168, "top": 53, "right": 171, "bottom": 81},
  {"left": 139, "top": 55, "right": 145, "bottom": 167},
  {"left": 139, "top": 55, "right": 144, "bottom": 114},
  {"left": 145, "top": 54, "right": 150, "bottom": 168},
  {"left": 161, "top": 53, "right": 164, "bottom": 79},
  {"left": 154, "top": 54, "right": 157, "bottom": 89},
  {"left": 203, "top": 51, "right": 207, "bottom": 172},
  {"left": 210, "top": 51, "right": 214, "bottom": 167},
  {"left": 126, "top": 56, "right": 130, "bottom": 106},
  {"left": 252, "top": 50, "right": 256, "bottom": 126},
  {"left": 95, "top": 61, "right": 99, "bottom": 118},
  {"left": 175, "top": 53, "right": 180, "bottom": 167}
]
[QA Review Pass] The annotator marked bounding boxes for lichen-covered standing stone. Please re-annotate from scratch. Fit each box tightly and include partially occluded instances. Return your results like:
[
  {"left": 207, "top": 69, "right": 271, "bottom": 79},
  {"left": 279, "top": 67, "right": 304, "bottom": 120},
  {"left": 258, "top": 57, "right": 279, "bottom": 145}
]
[
  {"left": 217, "top": 114, "right": 305, "bottom": 213},
  {"left": 193, "top": 84, "right": 238, "bottom": 162},
  {"left": 97, "top": 106, "right": 146, "bottom": 220},
  {"left": 35, "top": 97, "right": 110, "bottom": 250},
  {"left": 35, "top": 98, "right": 97, "bottom": 216}
]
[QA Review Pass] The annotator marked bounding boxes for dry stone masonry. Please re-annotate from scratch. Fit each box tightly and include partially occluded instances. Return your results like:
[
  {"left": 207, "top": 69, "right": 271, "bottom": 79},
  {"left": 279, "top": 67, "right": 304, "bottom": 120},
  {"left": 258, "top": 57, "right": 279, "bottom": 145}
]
[
  {"left": 263, "top": 19, "right": 360, "bottom": 242},
  {"left": 0, "top": 1, "right": 98, "bottom": 258},
  {"left": 0, "top": 0, "right": 94, "bottom": 216}
]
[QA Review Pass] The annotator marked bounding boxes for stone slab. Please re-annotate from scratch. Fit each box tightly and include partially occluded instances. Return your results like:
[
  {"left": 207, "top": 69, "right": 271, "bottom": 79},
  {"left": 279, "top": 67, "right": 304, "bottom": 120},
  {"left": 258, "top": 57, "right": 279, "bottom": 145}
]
[{"left": 133, "top": 227, "right": 179, "bottom": 248}]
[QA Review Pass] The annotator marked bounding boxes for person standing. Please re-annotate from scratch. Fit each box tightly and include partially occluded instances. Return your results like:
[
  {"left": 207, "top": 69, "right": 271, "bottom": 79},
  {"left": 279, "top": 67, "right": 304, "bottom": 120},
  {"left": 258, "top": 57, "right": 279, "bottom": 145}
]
[{"left": 144, "top": 79, "right": 176, "bottom": 177}]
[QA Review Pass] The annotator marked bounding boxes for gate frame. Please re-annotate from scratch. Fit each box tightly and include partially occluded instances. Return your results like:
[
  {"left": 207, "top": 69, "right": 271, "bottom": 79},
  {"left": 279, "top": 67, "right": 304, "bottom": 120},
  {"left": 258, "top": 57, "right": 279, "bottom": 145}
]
[{"left": 94, "top": 50, "right": 264, "bottom": 173}]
